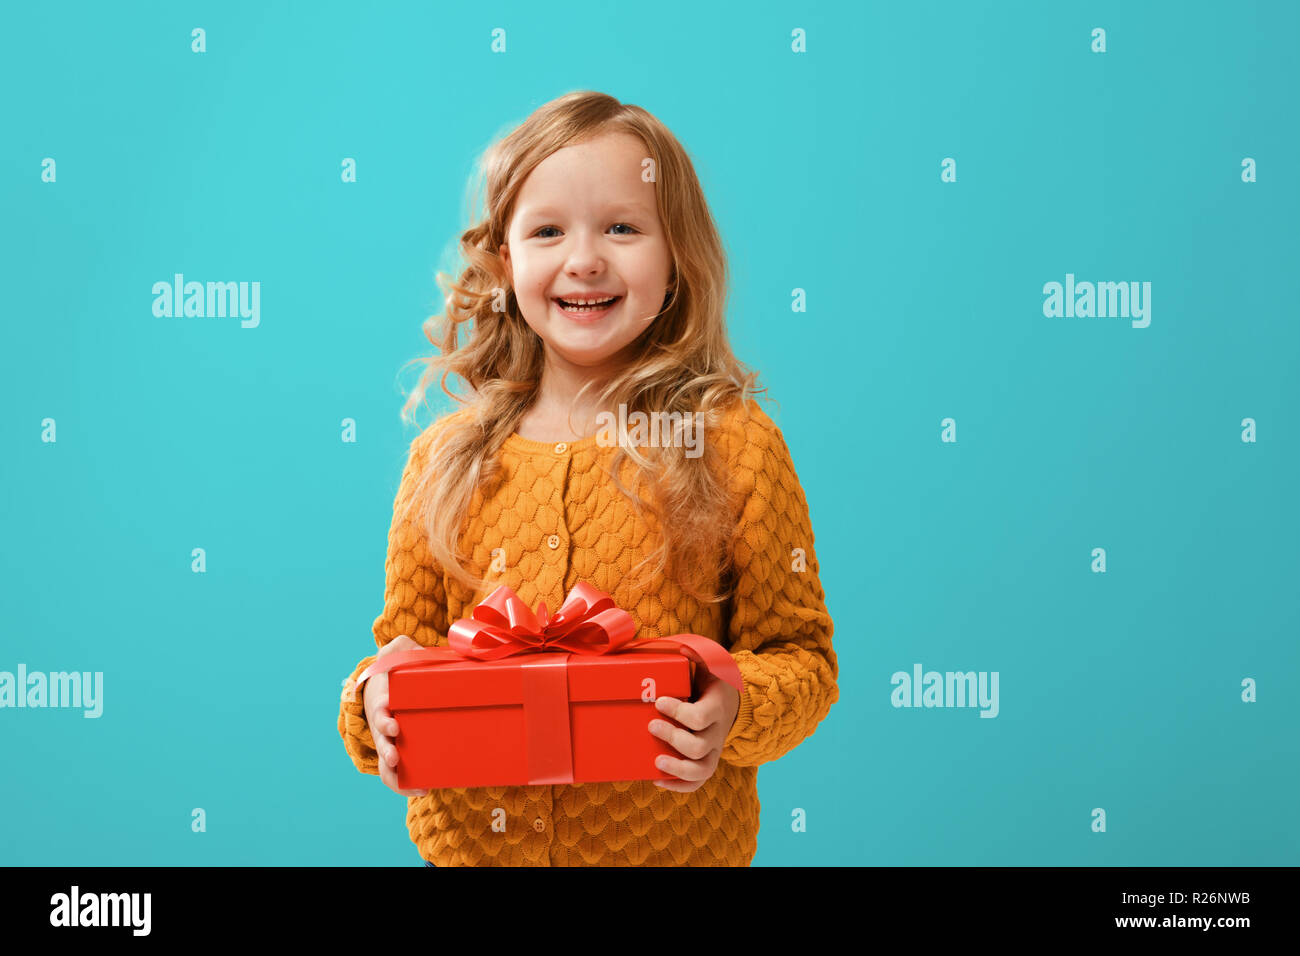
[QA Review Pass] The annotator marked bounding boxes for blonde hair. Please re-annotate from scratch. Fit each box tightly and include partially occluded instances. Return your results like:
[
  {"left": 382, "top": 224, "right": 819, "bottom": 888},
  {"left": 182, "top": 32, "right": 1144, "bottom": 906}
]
[{"left": 399, "top": 90, "right": 765, "bottom": 604}]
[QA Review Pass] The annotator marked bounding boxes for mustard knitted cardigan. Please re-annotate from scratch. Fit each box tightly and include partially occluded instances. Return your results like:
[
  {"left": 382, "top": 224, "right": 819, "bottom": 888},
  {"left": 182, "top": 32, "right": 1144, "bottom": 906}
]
[{"left": 338, "top": 397, "right": 838, "bottom": 866}]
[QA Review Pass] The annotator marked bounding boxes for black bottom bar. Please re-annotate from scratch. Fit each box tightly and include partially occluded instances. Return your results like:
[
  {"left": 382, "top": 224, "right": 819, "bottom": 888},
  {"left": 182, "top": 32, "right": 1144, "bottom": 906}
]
[{"left": 4, "top": 865, "right": 1286, "bottom": 941}]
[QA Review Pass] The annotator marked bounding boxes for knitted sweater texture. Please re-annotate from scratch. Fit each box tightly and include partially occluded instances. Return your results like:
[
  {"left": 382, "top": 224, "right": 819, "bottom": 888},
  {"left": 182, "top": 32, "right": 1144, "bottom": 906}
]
[{"left": 338, "top": 398, "right": 838, "bottom": 866}]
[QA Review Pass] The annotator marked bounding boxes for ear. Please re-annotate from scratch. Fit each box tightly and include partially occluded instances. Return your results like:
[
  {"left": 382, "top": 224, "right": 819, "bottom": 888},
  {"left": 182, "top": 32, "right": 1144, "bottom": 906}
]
[{"left": 500, "top": 244, "right": 512, "bottom": 284}]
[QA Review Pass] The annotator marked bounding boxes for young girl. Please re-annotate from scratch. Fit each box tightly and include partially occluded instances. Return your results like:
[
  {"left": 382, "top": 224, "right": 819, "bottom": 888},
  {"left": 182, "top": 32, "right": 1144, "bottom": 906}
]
[{"left": 338, "top": 90, "right": 838, "bottom": 867}]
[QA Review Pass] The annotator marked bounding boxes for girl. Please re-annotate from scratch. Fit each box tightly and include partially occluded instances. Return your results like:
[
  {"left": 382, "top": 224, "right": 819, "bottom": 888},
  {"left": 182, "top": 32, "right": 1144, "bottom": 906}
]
[{"left": 338, "top": 90, "right": 838, "bottom": 867}]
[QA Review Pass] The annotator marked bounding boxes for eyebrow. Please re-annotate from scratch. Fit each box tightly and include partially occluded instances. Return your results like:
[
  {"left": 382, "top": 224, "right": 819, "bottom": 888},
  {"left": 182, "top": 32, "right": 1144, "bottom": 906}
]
[{"left": 518, "top": 202, "right": 653, "bottom": 220}]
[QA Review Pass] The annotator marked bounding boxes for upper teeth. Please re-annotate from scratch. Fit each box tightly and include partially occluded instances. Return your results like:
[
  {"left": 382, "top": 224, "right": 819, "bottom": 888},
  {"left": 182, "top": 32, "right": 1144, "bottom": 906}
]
[{"left": 561, "top": 296, "right": 616, "bottom": 305}]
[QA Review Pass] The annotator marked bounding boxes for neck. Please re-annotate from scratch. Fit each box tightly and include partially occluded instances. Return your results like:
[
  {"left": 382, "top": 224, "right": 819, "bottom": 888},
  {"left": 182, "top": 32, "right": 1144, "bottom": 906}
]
[{"left": 532, "top": 345, "right": 626, "bottom": 429}]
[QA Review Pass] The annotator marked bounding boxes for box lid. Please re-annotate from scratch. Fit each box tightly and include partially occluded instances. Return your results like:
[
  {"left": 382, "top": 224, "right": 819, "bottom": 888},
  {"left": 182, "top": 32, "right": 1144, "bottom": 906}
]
[{"left": 388, "top": 650, "right": 693, "bottom": 710}]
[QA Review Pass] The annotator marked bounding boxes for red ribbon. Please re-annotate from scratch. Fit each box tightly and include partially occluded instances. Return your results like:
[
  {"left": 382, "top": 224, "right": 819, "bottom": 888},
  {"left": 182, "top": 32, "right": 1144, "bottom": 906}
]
[{"left": 351, "top": 581, "right": 744, "bottom": 785}]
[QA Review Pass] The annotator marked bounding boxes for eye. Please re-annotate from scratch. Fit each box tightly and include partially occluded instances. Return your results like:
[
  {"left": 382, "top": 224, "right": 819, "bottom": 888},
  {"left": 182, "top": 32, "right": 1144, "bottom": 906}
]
[{"left": 529, "top": 223, "right": 638, "bottom": 239}]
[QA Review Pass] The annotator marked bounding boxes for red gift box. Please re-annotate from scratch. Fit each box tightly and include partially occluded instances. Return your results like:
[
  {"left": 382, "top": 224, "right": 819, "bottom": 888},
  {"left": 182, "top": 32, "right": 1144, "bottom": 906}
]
[
  {"left": 353, "top": 582, "right": 743, "bottom": 790},
  {"left": 389, "top": 649, "right": 695, "bottom": 788}
]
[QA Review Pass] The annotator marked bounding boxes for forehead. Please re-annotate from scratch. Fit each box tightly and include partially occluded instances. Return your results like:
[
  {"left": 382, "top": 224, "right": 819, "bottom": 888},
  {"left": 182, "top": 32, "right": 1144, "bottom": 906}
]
[{"left": 513, "top": 132, "right": 654, "bottom": 216}]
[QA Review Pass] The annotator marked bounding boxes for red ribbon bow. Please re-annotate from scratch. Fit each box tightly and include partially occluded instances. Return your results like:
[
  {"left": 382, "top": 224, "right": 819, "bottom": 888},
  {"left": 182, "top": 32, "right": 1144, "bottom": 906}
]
[
  {"left": 443, "top": 580, "right": 642, "bottom": 659},
  {"left": 353, "top": 580, "right": 743, "bottom": 699}
]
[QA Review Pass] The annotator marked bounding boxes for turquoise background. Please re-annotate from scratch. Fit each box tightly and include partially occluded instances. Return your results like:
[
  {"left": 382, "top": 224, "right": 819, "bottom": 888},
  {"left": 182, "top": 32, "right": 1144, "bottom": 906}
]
[{"left": 2, "top": 0, "right": 1296, "bottom": 866}]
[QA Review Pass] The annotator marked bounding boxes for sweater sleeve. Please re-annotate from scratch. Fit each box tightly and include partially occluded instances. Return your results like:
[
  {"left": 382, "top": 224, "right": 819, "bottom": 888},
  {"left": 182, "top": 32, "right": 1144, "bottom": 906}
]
[
  {"left": 338, "top": 427, "right": 451, "bottom": 776},
  {"left": 719, "top": 411, "right": 839, "bottom": 768}
]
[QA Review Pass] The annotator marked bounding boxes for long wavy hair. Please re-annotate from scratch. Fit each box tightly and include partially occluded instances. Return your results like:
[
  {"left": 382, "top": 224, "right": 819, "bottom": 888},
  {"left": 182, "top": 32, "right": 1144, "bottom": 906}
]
[{"left": 398, "top": 90, "right": 765, "bottom": 605}]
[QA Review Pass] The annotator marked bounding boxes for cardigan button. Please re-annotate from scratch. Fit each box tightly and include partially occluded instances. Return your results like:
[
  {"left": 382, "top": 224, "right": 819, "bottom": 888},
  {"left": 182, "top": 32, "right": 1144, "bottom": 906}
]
[
  {"left": 554, "top": 442, "right": 567, "bottom": 454},
  {"left": 533, "top": 818, "right": 546, "bottom": 832},
  {"left": 547, "top": 534, "right": 560, "bottom": 549}
]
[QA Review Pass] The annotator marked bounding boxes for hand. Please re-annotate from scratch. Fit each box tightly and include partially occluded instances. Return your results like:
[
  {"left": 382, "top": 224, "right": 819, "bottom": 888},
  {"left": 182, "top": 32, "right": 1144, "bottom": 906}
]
[
  {"left": 362, "top": 634, "right": 429, "bottom": 798},
  {"left": 647, "top": 669, "right": 742, "bottom": 792}
]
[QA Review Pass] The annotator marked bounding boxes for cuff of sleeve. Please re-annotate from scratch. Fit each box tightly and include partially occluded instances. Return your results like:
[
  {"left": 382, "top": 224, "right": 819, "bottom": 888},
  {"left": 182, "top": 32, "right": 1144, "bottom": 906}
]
[
  {"left": 338, "top": 656, "right": 380, "bottom": 775},
  {"left": 723, "top": 673, "right": 754, "bottom": 750}
]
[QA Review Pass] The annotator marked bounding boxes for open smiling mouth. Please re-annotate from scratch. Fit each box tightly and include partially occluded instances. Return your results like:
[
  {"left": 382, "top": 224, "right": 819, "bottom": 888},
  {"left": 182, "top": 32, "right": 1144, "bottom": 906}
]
[{"left": 553, "top": 296, "right": 623, "bottom": 315}]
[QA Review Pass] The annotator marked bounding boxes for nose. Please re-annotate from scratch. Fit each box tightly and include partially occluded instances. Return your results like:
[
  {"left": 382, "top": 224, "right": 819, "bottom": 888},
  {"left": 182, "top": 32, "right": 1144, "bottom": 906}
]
[{"left": 563, "top": 228, "right": 605, "bottom": 276}]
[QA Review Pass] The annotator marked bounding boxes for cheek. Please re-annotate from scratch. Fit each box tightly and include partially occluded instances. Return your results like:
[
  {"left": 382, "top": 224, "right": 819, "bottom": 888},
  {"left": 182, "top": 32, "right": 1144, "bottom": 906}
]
[
  {"left": 520, "top": 269, "right": 549, "bottom": 299},
  {"left": 512, "top": 275, "right": 542, "bottom": 303},
  {"left": 631, "top": 251, "right": 672, "bottom": 297}
]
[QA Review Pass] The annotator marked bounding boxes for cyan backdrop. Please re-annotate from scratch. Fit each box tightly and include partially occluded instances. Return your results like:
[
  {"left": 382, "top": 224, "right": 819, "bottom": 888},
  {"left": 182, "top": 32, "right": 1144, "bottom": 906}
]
[{"left": 2, "top": 0, "right": 1296, "bottom": 865}]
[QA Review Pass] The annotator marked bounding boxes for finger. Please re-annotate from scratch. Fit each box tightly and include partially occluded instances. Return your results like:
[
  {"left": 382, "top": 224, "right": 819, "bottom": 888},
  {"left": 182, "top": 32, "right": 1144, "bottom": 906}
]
[
  {"left": 378, "top": 748, "right": 427, "bottom": 796},
  {"left": 374, "top": 735, "right": 394, "bottom": 768},
  {"left": 366, "top": 697, "right": 400, "bottom": 738},
  {"left": 379, "top": 754, "right": 398, "bottom": 789},
  {"left": 653, "top": 751, "right": 712, "bottom": 783},
  {"left": 370, "top": 724, "right": 400, "bottom": 769},
  {"left": 654, "top": 695, "right": 710, "bottom": 732},
  {"left": 648, "top": 719, "right": 712, "bottom": 761},
  {"left": 371, "top": 704, "right": 400, "bottom": 739},
  {"left": 378, "top": 751, "right": 419, "bottom": 790},
  {"left": 654, "top": 777, "right": 703, "bottom": 792}
]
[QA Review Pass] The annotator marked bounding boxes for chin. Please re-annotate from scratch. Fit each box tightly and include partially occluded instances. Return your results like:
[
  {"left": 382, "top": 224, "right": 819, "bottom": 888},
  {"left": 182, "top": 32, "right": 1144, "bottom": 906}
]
[{"left": 550, "top": 339, "right": 631, "bottom": 366}]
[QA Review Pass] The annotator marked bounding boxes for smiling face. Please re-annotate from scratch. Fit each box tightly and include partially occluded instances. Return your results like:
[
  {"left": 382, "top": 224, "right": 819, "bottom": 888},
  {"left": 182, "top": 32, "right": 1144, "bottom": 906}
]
[{"left": 500, "top": 131, "right": 673, "bottom": 377}]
